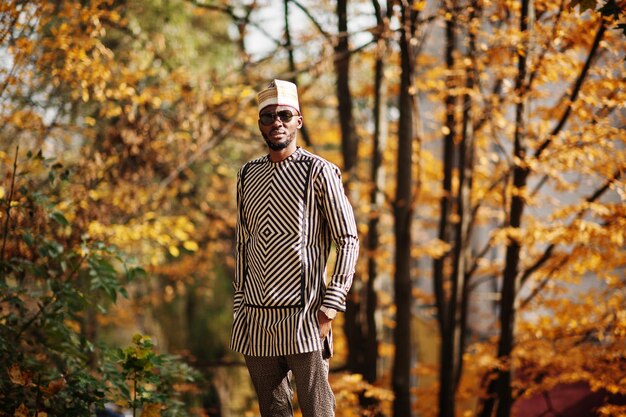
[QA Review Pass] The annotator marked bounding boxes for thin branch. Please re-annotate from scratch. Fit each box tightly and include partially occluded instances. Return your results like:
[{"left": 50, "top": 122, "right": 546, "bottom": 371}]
[
  {"left": 534, "top": 18, "right": 607, "bottom": 159},
  {"left": 461, "top": 165, "right": 622, "bottom": 296},
  {"left": 108, "top": 22, "right": 176, "bottom": 71},
  {"left": 0, "top": 6, "right": 40, "bottom": 97},
  {"left": 189, "top": 0, "right": 282, "bottom": 54},
  {"left": 0, "top": 5, "right": 23, "bottom": 45},
  {"left": 469, "top": 167, "right": 622, "bottom": 295},
  {"left": 519, "top": 168, "right": 623, "bottom": 288},
  {"left": 592, "top": 82, "right": 624, "bottom": 121},
  {"left": 246, "top": 36, "right": 377, "bottom": 89},
  {"left": 187, "top": 0, "right": 240, "bottom": 20},
  {"left": 529, "top": 174, "right": 550, "bottom": 198},
  {"left": 519, "top": 256, "right": 567, "bottom": 309},
  {"left": 527, "top": 0, "right": 566, "bottom": 91},
  {"left": 468, "top": 169, "right": 509, "bottom": 229},
  {"left": 154, "top": 94, "right": 256, "bottom": 196},
  {"left": 16, "top": 253, "right": 87, "bottom": 340},
  {"left": 474, "top": 80, "right": 503, "bottom": 133},
  {"left": 0, "top": 42, "right": 25, "bottom": 100},
  {"left": 288, "top": 0, "right": 332, "bottom": 41}
]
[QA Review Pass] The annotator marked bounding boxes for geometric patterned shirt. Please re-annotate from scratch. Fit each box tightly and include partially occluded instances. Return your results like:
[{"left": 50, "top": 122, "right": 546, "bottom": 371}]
[{"left": 230, "top": 147, "right": 359, "bottom": 356}]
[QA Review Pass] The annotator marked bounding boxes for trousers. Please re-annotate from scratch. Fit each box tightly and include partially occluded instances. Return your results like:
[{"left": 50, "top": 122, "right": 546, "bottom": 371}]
[{"left": 244, "top": 350, "right": 335, "bottom": 417}]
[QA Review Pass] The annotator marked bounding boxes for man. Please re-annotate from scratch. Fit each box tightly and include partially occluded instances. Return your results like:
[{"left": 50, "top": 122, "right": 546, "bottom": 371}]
[{"left": 230, "top": 79, "right": 359, "bottom": 417}]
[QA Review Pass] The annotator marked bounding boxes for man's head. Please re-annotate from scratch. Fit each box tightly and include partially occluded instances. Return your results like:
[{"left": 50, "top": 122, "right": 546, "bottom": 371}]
[
  {"left": 257, "top": 80, "right": 302, "bottom": 152},
  {"left": 257, "top": 79, "right": 300, "bottom": 114}
]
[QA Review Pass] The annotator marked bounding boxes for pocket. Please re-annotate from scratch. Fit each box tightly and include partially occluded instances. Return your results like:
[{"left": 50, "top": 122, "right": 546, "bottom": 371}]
[{"left": 322, "top": 337, "right": 333, "bottom": 359}]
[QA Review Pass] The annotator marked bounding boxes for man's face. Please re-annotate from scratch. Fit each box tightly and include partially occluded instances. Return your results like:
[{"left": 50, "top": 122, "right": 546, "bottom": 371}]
[{"left": 258, "top": 105, "right": 302, "bottom": 151}]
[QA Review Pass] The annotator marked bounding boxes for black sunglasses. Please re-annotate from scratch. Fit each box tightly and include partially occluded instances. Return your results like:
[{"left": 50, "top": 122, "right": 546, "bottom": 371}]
[{"left": 259, "top": 110, "right": 297, "bottom": 126}]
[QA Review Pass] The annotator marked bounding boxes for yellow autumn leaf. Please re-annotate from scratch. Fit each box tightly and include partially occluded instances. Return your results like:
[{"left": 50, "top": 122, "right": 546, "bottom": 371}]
[
  {"left": 14, "top": 404, "right": 29, "bottom": 417},
  {"left": 8, "top": 364, "right": 28, "bottom": 386},
  {"left": 142, "top": 403, "right": 162, "bottom": 417},
  {"left": 41, "top": 377, "right": 67, "bottom": 396},
  {"left": 169, "top": 245, "right": 180, "bottom": 257},
  {"left": 64, "top": 319, "right": 81, "bottom": 333},
  {"left": 183, "top": 241, "right": 199, "bottom": 251},
  {"left": 173, "top": 228, "right": 189, "bottom": 241},
  {"left": 413, "top": 0, "right": 427, "bottom": 11},
  {"left": 414, "top": 239, "right": 452, "bottom": 259},
  {"left": 378, "top": 342, "right": 395, "bottom": 358}
]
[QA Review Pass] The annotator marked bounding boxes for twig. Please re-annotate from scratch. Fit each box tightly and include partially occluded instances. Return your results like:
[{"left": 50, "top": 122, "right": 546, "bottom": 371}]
[
  {"left": 518, "top": 168, "right": 623, "bottom": 293},
  {"left": 534, "top": 18, "right": 607, "bottom": 159},
  {"left": 288, "top": 0, "right": 332, "bottom": 41},
  {"left": 15, "top": 253, "right": 87, "bottom": 341}
]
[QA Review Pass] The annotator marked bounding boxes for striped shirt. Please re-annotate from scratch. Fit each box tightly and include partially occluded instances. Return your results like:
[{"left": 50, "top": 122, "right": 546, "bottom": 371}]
[{"left": 230, "top": 147, "right": 359, "bottom": 356}]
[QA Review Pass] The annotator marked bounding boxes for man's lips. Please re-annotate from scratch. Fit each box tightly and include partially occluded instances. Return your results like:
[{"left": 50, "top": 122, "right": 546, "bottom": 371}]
[{"left": 269, "top": 129, "right": 286, "bottom": 138}]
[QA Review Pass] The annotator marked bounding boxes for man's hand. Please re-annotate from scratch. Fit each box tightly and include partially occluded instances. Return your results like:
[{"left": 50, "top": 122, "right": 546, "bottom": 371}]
[{"left": 317, "top": 309, "right": 333, "bottom": 339}]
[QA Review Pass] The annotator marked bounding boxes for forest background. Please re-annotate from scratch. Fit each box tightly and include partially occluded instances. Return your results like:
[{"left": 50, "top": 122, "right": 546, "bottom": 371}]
[{"left": 1, "top": 1, "right": 625, "bottom": 417}]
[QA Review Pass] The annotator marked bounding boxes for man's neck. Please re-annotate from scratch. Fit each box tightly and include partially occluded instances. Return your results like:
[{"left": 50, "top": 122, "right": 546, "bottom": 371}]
[{"left": 268, "top": 144, "right": 297, "bottom": 162}]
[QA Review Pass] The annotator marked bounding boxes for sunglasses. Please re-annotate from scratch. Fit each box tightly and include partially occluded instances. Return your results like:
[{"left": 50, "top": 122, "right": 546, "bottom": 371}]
[{"left": 259, "top": 110, "right": 297, "bottom": 126}]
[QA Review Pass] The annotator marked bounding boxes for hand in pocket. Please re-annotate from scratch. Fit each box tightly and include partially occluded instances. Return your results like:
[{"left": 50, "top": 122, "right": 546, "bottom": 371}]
[{"left": 317, "top": 309, "right": 332, "bottom": 339}]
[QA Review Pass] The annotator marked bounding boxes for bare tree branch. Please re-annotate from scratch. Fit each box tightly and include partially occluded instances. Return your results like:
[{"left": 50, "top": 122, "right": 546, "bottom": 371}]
[
  {"left": 288, "top": 0, "right": 333, "bottom": 41},
  {"left": 154, "top": 93, "right": 256, "bottom": 197},
  {"left": 519, "top": 168, "right": 623, "bottom": 288},
  {"left": 534, "top": 18, "right": 607, "bottom": 158}
]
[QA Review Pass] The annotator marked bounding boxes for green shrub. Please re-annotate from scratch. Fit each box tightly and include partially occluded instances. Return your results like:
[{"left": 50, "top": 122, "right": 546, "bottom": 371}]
[{"left": 0, "top": 150, "right": 199, "bottom": 417}]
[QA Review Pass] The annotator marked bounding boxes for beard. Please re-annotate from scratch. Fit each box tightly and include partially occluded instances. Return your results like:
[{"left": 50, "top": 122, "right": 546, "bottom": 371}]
[{"left": 262, "top": 129, "right": 296, "bottom": 151}]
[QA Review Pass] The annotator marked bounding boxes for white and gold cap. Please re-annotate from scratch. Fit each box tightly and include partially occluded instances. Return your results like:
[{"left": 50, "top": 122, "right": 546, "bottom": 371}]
[{"left": 257, "top": 79, "right": 300, "bottom": 114}]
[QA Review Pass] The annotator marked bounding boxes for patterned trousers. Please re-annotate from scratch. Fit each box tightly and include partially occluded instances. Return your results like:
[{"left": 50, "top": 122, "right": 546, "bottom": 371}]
[{"left": 244, "top": 350, "right": 336, "bottom": 417}]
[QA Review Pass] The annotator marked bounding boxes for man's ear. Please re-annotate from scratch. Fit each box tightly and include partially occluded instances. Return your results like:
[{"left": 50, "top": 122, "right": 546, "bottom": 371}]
[{"left": 297, "top": 116, "right": 303, "bottom": 129}]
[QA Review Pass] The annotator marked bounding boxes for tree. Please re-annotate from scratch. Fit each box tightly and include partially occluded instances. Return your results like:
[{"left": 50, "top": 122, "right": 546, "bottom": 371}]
[
  {"left": 334, "top": 0, "right": 369, "bottom": 377},
  {"left": 1, "top": 0, "right": 245, "bottom": 415},
  {"left": 393, "top": 1, "right": 419, "bottom": 415},
  {"left": 475, "top": 10, "right": 617, "bottom": 416},
  {"left": 433, "top": 0, "right": 463, "bottom": 415},
  {"left": 404, "top": 0, "right": 625, "bottom": 415},
  {"left": 363, "top": 0, "right": 393, "bottom": 385}
]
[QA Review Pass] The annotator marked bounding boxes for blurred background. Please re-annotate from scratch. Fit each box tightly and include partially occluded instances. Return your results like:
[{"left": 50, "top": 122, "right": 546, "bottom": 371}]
[{"left": 1, "top": 1, "right": 625, "bottom": 416}]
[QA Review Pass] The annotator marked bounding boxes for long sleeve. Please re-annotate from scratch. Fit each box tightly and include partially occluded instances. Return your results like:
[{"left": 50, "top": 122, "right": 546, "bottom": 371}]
[
  {"left": 315, "top": 164, "right": 359, "bottom": 312},
  {"left": 233, "top": 167, "right": 247, "bottom": 314}
]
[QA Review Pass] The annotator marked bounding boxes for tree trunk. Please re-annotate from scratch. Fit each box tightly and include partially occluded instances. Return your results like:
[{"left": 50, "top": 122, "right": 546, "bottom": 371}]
[
  {"left": 335, "top": 0, "right": 359, "bottom": 177},
  {"left": 283, "top": 0, "right": 313, "bottom": 147},
  {"left": 334, "top": 0, "right": 365, "bottom": 375},
  {"left": 363, "top": 0, "right": 391, "bottom": 384},
  {"left": 436, "top": 1, "right": 458, "bottom": 416},
  {"left": 476, "top": 0, "right": 532, "bottom": 415},
  {"left": 495, "top": 0, "right": 534, "bottom": 413},
  {"left": 393, "top": 2, "right": 416, "bottom": 415},
  {"left": 453, "top": 0, "right": 480, "bottom": 390}
]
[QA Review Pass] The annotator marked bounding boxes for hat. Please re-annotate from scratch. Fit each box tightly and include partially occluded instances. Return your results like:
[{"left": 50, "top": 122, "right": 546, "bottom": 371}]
[{"left": 257, "top": 79, "right": 300, "bottom": 114}]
